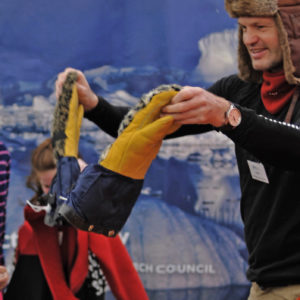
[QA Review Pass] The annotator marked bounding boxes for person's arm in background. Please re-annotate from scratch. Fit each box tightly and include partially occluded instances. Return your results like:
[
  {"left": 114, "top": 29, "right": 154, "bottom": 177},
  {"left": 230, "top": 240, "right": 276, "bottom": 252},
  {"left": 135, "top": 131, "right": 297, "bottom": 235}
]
[
  {"left": 0, "top": 266, "right": 9, "bottom": 291},
  {"left": 0, "top": 141, "right": 11, "bottom": 292}
]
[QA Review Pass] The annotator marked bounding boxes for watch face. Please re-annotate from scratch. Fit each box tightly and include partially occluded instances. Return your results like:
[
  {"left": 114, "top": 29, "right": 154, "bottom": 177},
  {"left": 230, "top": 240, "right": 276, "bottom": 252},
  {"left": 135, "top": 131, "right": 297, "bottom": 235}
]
[{"left": 228, "top": 107, "right": 241, "bottom": 127}]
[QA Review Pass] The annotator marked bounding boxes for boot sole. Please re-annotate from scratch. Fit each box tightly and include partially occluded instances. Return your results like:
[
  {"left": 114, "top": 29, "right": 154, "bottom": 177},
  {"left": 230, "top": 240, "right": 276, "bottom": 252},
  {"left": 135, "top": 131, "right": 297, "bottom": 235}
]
[{"left": 59, "top": 203, "right": 117, "bottom": 237}]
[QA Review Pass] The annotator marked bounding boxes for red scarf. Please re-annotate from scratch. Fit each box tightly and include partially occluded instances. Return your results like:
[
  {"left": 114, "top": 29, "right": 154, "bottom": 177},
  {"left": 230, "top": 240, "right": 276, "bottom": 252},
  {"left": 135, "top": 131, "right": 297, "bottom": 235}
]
[
  {"left": 261, "top": 70, "right": 296, "bottom": 114},
  {"left": 17, "top": 205, "right": 149, "bottom": 300}
]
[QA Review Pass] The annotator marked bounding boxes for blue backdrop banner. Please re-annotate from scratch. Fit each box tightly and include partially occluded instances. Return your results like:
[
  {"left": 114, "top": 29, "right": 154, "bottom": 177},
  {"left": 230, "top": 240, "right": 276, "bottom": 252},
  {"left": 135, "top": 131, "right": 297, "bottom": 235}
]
[{"left": 0, "top": 0, "right": 250, "bottom": 299}]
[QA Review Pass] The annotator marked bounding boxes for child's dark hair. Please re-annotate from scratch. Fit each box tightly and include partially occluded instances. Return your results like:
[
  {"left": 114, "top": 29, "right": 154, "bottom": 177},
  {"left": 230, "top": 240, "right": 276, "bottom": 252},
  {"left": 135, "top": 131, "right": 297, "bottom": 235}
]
[{"left": 26, "top": 138, "right": 56, "bottom": 203}]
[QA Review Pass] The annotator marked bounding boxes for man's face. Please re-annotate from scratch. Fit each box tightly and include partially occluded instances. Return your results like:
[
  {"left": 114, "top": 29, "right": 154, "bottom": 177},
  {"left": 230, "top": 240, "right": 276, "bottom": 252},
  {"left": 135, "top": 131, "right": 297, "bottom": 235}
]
[{"left": 238, "top": 17, "right": 283, "bottom": 72}]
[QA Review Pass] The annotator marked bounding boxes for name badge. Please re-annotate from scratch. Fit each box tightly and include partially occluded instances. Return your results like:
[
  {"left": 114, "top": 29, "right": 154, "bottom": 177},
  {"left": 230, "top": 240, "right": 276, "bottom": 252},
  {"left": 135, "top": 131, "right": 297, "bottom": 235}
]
[{"left": 247, "top": 160, "right": 269, "bottom": 184}]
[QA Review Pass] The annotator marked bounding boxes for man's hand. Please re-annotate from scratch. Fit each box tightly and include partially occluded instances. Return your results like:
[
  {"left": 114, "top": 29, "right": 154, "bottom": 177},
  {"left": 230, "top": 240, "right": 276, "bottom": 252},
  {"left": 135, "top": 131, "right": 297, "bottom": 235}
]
[
  {"left": 161, "top": 86, "right": 231, "bottom": 128},
  {"left": 55, "top": 67, "right": 98, "bottom": 112}
]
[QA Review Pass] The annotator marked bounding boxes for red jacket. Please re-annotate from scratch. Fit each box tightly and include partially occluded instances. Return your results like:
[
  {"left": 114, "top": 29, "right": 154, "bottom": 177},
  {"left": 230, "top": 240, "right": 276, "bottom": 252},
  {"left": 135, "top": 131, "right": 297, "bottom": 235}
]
[{"left": 15, "top": 205, "right": 148, "bottom": 300}]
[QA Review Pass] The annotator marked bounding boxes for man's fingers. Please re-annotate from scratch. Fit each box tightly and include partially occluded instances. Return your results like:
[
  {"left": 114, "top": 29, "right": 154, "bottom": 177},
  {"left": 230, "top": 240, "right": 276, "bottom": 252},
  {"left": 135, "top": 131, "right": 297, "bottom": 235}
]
[
  {"left": 55, "top": 72, "right": 66, "bottom": 99},
  {"left": 55, "top": 68, "right": 81, "bottom": 99},
  {"left": 162, "top": 96, "right": 201, "bottom": 115},
  {"left": 171, "top": 86, "right": 203, "bottom": 104}
]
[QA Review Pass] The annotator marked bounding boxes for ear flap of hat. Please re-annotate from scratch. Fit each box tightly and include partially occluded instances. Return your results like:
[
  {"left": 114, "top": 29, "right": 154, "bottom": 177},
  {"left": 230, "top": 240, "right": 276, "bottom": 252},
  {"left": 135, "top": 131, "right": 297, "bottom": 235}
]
[{"left": 277, "top": 3, "right": 300, "bottom": 85}]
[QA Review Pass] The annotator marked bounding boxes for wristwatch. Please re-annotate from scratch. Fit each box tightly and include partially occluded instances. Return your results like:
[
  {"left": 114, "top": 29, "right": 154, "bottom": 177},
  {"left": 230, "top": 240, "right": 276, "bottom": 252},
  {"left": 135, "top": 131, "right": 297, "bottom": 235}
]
[{"left": 223, "top": 103, "right": 241, "bottom": 129}]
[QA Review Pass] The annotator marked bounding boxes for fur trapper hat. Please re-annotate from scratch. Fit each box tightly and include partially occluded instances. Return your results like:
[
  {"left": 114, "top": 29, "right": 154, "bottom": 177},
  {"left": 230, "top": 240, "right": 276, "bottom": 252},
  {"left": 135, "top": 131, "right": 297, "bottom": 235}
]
[{"left": 225, "top": 0, "right": 300, "bottom": 85}]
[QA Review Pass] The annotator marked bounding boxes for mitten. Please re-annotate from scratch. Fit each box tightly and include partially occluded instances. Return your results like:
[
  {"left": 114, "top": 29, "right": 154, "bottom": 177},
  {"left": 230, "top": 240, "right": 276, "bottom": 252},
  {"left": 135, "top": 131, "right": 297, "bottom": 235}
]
[{"left": 100, "top": 85, "right": 181, "bottom": 179}]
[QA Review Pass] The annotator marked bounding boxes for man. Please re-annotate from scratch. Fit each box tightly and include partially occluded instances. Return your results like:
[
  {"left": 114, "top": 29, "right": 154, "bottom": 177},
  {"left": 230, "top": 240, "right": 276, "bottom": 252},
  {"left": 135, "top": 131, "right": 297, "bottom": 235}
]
[{"left": 55, "top": 0, "right": 300, "bottom": 298}]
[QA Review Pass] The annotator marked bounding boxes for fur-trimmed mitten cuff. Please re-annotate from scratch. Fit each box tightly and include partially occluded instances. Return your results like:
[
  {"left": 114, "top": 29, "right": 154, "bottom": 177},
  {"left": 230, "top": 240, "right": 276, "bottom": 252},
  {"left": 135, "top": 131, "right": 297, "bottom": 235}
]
[{"left": 51, "top": 72, "right": 84, "bottom": 160}]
